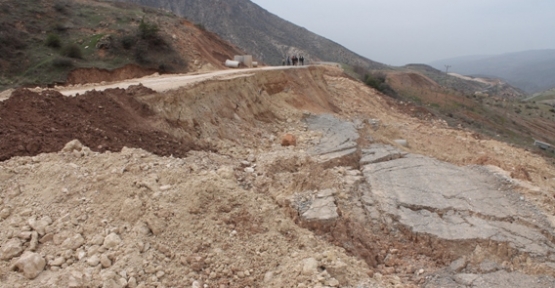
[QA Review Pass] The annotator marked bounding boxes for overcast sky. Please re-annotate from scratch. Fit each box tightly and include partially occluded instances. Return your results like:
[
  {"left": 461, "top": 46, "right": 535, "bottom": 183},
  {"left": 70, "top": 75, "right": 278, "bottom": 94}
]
[{"left": 250, "top": 0, "right": 555, "bottom": 66}]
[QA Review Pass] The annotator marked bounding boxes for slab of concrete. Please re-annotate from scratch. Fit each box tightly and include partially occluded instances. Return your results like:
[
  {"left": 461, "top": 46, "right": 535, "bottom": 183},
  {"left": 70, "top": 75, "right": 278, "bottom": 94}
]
[
  {"left": 362, "top": 154, "right": 555, "bottom": 257},
  {"left": 425, "top": 270, "right": 555, "bottom": 288},
  {"left": 304, "top": 114, "right": 359, "bottom": 162},
  {"left": 360, "top": 144, "right": 406, "bottom": 165}
]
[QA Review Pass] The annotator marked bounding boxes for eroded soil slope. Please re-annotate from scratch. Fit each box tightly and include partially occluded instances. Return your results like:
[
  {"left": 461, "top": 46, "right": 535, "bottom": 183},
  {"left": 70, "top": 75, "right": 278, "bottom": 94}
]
[{"left": 1, "top": 66, "right": 555, "bottom": 288}]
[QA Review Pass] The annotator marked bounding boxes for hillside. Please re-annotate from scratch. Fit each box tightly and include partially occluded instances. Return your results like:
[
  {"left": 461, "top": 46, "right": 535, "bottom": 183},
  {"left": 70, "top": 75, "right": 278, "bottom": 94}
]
[
  {"left": 429, "top": 50, "right": 555, "bottom": 94},
  {"left": 112, "top": 0, "right": 388, "bottom": 69},
  {"left": 0, "top": 0, "right": 242, "bottom": 91},
  {"left": 402, "top": 64, "right": 524, "bottom": 99},
  {"left": 370, "top": 65, "right": 553, "bottom": 149},
  {"left": 2, "top": 65, "right": 555, "bottom": 287}
]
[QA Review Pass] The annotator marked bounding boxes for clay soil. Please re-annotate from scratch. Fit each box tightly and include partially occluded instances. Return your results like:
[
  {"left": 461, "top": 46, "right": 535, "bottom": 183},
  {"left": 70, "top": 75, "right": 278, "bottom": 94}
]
[{"left": 0, "top": 86, "right": 198, "bottom": 161}]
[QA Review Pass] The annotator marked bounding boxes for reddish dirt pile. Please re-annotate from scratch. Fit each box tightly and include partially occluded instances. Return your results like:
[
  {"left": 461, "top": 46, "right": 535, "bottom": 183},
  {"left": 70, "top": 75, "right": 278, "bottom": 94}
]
[
  {"left": 66, "top": 64, "right": 158, "bottom": 85},
  {"left": 0, "top": 86, "right": 198, "bottom": 161}
]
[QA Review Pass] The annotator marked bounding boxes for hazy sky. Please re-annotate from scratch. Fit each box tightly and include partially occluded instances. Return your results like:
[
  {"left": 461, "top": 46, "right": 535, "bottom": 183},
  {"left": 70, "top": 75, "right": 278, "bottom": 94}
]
[{"left": 250, "top": 0, "right": 555, "bottom": 66}]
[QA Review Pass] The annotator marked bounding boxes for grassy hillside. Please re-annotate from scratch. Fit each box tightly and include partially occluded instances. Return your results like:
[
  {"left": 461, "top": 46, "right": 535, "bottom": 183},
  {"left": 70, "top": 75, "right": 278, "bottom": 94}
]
[{"left": 0, "top": 0, "right": 241, "bottom": 91}]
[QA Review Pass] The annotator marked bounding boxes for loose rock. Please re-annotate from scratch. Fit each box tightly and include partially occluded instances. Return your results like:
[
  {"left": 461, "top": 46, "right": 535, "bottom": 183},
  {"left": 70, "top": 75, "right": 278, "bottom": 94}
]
[{"left": 11, "top": 251, "right": 46, "bottom": 279}]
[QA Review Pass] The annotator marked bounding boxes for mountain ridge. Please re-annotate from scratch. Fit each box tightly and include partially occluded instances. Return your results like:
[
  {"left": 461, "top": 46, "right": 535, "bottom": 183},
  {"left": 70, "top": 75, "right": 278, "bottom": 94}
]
[
  {"left": 429, "top": 49, "right": 555, "bottom": 94},
  {"left": 112, "top": 0, "right": 388, "bottom": 70}
]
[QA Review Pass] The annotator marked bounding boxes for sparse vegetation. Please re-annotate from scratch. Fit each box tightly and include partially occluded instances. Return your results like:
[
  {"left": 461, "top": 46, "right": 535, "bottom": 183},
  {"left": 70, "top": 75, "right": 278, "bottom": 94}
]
[
  {"left": 61, "top": 43, "right": 82, "bottom": 59},
  {"left": 138, "top": 19, "right": 160, "bottom": 40},
  {"left": 51, "top": 57, "right": 73, "bottom": 68},
  {"left": 0, "top": 0, "right": 191, "bottom": 91},
  {"left": 121, "top": 35, "right": 136, "bottom": 50},
  {"left": 45, "top": 34, "right": 61, "bottom": 48},
  {"left": 363, "top": 72, "right": 397, "bottom": 97}
]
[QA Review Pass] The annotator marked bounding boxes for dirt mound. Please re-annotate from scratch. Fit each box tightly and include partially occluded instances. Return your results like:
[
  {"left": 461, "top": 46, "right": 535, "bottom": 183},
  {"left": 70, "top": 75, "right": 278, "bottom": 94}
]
[
  {"left": 0, "top": 86, "right": 197, "bottom": 161},
  {"left": 66, "top": 65, "right": 158, "bottom": 86}
]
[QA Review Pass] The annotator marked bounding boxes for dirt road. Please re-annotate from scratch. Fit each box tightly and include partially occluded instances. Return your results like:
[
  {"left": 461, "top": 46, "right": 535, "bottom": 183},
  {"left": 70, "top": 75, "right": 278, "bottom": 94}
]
[{"left": 55, "top": 66, "right": 308, "bottom": 96}]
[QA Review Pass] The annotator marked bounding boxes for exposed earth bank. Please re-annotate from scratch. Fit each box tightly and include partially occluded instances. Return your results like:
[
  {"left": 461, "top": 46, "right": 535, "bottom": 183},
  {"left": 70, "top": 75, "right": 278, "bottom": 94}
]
[{"left": 1, "top": 66, "right": 555, "bottom": 287}]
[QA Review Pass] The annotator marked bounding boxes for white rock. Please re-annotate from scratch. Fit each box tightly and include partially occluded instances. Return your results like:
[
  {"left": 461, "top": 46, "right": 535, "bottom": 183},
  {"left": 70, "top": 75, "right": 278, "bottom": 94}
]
[
  {"left": 90, "top": 234, "right": 105, "bottom": 245},
  {"left": 159, "top": 185, "right": 172, "bottom": 191},
  {"left": 11, "top": 251, "right": 46, "bottom": 279},
  {"left": 192, "top": 281, "right": 201, "bottom": 288},
  {"left": 62, "top": 234, "right": 85, "bottom": 250},
  {"left": 68, "top": 270, "right": 83, "bottom": 287},
  {"left": 0, "top": 207, "right": 11, "bottom": 219},
  {"left": 101, "top": 254, "right": 112, "bottom": 268},
  {"left": 100, "top": 269, "right": 117, "bottom": 281},
  {"left": 326, "top": 278, "right": 340, "bottom": 287},
  {"left": 87, "top": 255, "right": 100, "bottom": 266},
  {"left": 244, "top": 167, "right": 255, "bottom": 173},
  {"left": 0, "top": 238, "right": 23, "bottom": 260},
  {"left": 145, "top": 215, "right": 165, "bottom": 236},
  {"left": 264, "top": 271, "right": 274, "bottom": 282},
  {"left": 49, "top": 256, "right": 65, "bottom": 266},
  {"left": 127, "top": 277, "right": 138, "bottom": 288},
  {"left": 103, "top": 233, "right": 122, "bottom": 248},
  {"left": 29, "top": 231, "right": 39, "bottom": 251},
  {"left": 62, "top": 139, "right": 83, "bottom": 152},
  {"left": 28, "top": 217, "right": 49, "bottom": 235},
  {"left": 302, "top": 258, "right": 319, "bottom": 276}
]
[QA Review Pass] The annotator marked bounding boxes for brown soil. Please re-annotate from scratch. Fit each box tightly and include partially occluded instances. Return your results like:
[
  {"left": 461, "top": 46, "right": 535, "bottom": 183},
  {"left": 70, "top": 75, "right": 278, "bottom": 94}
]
[
  {"left": 0, "top": 86, "right": 198, "bottom": 161},
  {"left": 1, "top": 66, "right": 555, "bottom": 288},
  {"left": 66, "top": 65, "right": 158, "bottom": 86}
]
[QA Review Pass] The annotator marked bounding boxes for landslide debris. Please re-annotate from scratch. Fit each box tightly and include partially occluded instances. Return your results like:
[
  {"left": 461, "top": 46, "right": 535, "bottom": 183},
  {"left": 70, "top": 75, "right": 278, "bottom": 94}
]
[
  {"left": 0, "top": 86, "right": 197, "bottom": 161},
  {"left": 1, "top": 65, "right": 555, "bottom": 288}
]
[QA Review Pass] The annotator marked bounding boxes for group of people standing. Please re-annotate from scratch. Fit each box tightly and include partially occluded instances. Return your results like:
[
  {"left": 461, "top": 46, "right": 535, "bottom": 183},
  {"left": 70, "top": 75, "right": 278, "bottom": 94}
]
[{"left": 283, "top": 55, "right": 305, "bottom": 66}]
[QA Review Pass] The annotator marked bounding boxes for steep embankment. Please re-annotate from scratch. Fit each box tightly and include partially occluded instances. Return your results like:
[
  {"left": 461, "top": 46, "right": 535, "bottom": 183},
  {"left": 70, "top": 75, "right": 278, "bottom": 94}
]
[{"left": 1, "top": 66, "right": 555, "bottom": 287}]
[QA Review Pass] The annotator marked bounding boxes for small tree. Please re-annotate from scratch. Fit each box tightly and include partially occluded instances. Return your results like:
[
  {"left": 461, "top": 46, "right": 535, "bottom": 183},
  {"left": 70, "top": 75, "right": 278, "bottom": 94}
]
[
  {"left": 138, "top": 19, "right": 159, "bottom": 40},
  {"left": 45, "top": 34, "right": 61, "bottom": 48},
  {"left": 61, "top": 43, "right": 82, "bottom": 59}
]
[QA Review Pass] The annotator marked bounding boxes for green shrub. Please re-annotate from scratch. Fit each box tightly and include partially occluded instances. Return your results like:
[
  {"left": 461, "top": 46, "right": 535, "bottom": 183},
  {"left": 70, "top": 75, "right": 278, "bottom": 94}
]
[
  {"left": 138, "top": 19, "right": 159, "bottom": 39},
  {"left": 51, "top": 57, "right": 73, "bottom": 68},
  {"left": 61, "top": 43, "right": 82, "bottom": 59},
  {"left": 45, "top": 34, "right": 61, "bottom": 48},
  {"left": 363, "top": 72, "right": 397, "bottom": 98},
  {"left": 121, "top": 35, "right": 136, "bottom": 50}
]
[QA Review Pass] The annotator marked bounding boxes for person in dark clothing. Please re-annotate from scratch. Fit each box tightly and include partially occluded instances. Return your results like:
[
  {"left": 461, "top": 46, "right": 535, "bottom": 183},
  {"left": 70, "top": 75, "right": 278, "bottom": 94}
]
[
  {"left": 286, "top": 56, "right": 291, "bottom": 66},
  {"left": 300, "top": 55, "right": 304, "bottom": 66}
]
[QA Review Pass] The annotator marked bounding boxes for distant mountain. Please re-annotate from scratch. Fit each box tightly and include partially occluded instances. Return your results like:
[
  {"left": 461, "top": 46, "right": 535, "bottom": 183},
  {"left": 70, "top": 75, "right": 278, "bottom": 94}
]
[
  {"left": 429, "top": 50, "right": 555, "bottom": 94},
  {"left": 111, "top": 0, "right": 387, "bottom": 69}
]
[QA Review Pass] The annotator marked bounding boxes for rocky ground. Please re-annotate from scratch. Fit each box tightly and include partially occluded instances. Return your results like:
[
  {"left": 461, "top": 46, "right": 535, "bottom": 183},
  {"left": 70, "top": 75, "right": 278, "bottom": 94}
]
[{"left": 1, "top": 66, "right": 555, "bottom": 287}]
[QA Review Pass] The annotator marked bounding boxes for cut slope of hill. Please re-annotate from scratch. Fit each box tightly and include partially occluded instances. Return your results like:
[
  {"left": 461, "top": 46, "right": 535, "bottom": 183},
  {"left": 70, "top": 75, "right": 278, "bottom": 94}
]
[
  {"left": 0, "top": 0, "right": 243, "bottom": 91},
  {"left": 429, "top": 50, "right": 555, "bottom": 94},
  {"left": 112, "top": 0, "right": 388, "bottom": 69}
]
